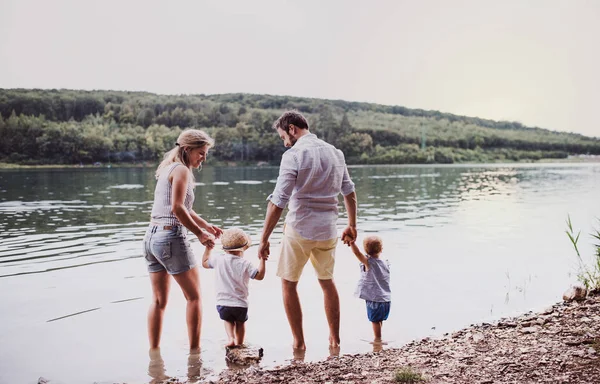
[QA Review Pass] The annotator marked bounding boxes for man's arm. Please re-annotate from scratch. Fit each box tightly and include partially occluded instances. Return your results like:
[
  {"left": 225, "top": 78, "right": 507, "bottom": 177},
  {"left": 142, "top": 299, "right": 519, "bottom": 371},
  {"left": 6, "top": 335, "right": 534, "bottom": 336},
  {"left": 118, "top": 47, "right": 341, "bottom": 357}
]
[
  {"left": 341, "top": 191, "right": 357, "bottom": 245},
  {"left": 258, "top": 201, "right": 284, "bottom": 259},
  {"left": 259, "top": 151, "right": 297, "bottom": 259}
]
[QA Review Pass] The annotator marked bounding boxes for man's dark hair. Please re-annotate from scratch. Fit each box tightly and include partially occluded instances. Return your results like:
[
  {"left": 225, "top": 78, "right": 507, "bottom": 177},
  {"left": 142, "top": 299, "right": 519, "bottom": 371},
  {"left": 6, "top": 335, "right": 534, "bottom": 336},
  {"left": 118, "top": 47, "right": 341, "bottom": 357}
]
[{"left": 273, "top": 110, "right": 309, "bottom": 133}]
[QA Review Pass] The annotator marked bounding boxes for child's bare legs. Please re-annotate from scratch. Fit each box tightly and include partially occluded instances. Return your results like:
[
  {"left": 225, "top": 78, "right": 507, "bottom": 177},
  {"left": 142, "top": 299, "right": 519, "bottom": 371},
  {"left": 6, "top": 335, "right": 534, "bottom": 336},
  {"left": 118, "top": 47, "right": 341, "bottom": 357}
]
[
  {"left": 234, "top": 321, "right": 246, "bottom": 346},
  {"left": 223, "top": 321, "right": 236, "bottom": 347},
  {"left": 372, "top": 321, "right": 382, "bottom": 342}
]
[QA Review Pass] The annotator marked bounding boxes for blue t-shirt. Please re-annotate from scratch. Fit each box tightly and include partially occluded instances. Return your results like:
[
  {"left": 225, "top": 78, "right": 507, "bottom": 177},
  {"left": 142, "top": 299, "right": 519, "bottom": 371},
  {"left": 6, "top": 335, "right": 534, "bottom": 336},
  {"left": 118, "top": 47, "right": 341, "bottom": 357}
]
[{"left": 355, "top": 257, "right": 391, "bottom": 302}]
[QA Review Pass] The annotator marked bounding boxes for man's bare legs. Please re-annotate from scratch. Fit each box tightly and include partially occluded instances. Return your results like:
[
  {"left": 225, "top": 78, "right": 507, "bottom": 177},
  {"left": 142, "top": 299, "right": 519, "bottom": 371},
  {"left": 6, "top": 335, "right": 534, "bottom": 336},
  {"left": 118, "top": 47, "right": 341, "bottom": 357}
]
[
  {"left": 281, "top": 278, "right": 306, "bottom": 350},
  {"left": 318, "top": 278, "right": 340, "bottom": 348},
  {"left": 282, "top": 278, "right": 341, "bottom": 350}
]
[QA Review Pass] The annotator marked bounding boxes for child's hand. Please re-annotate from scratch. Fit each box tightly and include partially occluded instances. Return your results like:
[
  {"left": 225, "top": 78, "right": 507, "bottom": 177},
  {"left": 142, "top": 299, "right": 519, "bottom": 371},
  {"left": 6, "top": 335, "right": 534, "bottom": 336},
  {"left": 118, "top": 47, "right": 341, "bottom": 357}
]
[
  {"left": 199, "top": 230, "right": 216, "bottom": 248},
  {"left": 341, "top": 226, "right": 357, "bottom": 245},
  {"left": 258, "top": 240, "right": 270, "bottom": 260}
]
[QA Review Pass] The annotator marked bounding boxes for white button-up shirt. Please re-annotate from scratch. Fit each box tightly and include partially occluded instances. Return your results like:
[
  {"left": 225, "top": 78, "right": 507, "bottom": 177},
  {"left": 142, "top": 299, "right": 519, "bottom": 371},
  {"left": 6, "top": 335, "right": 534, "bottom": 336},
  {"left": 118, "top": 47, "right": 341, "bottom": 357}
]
[{"left": 268, "top": 133, "right": 355, "bottom": 241}]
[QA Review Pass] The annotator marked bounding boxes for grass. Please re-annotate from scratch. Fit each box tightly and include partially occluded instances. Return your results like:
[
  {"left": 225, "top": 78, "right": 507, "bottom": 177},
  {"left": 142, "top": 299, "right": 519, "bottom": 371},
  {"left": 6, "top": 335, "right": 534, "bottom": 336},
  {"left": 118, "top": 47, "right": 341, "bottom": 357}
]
[
  {"left": 566, "top": 215, "right": 600, "bottom": 291},
  {"left": 394, "top": 367, "right": 424, "bottom": 383}
]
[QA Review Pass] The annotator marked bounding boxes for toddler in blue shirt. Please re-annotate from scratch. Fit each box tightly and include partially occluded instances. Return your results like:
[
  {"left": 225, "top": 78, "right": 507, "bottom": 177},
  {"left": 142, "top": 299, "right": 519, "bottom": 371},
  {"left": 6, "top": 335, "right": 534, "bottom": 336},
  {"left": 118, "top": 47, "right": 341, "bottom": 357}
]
[{"left": 350, "top": 235, "right": 391, "bottom": 343}]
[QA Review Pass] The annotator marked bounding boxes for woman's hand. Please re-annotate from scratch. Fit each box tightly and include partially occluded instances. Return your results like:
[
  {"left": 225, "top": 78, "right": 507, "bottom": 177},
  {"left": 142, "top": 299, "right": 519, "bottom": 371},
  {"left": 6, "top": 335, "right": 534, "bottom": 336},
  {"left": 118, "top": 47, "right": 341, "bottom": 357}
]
[
  {"left": 205, "top": 224, "right": 223, "bottom": 238},
  {"left": 198, "top": 230, "right": 216, "bottom": 248}
]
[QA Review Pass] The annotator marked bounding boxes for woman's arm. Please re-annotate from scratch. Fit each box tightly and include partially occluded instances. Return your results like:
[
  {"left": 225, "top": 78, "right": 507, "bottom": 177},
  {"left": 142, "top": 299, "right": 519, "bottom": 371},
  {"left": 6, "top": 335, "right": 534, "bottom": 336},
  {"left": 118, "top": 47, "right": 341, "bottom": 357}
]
[
  {"left": 190, "top": 210, "right": 223, "bottom": 238},
  {"left": 350, "top": 242, "right": 369, "bottom": 267},
  {"left": 170, "top": 166, "right": 215, "bottom": 247}
]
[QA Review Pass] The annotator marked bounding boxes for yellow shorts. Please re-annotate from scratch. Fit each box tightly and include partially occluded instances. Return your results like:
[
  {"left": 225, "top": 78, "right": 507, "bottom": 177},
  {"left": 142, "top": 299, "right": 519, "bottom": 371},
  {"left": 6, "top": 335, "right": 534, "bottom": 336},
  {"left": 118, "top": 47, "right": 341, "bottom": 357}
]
[{"left": 276, "top": 225, "right": 338, "bottom": 282}]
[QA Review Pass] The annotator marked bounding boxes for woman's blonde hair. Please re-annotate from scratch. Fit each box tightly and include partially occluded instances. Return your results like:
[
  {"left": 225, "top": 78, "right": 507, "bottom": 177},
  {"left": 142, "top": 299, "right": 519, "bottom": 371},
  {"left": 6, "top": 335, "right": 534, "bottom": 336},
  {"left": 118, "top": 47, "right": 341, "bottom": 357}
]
[{"left": 155, "top": 129, "right": 214, "bottom": 181}]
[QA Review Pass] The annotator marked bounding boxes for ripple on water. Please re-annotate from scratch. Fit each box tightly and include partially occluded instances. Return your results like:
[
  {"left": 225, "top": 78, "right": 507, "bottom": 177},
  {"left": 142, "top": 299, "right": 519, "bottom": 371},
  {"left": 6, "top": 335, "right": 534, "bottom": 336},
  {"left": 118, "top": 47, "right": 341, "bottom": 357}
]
[{"left": 108, "top": 184, "right": 144, "bottom": 189}]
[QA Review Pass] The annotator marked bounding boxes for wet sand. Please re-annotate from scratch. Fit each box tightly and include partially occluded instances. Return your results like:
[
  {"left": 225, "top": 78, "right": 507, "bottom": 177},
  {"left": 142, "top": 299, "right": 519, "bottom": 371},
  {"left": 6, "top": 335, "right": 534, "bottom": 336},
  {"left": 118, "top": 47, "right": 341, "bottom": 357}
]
[{"left": 209, "top": 291, "right": 600, "bottom": 384}]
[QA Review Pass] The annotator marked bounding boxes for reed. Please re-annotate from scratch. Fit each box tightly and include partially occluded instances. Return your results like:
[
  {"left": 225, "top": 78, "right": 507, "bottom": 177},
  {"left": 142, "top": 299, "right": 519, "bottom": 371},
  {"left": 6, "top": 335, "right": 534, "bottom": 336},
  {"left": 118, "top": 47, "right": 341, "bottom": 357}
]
[{"left": 566, "top": 215, "right": 600, "bottom": 291}]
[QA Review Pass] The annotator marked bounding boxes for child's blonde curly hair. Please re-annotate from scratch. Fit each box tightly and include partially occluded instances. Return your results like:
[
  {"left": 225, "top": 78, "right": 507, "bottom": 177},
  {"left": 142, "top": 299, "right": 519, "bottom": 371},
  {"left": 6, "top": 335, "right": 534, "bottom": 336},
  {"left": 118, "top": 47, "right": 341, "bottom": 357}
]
[{"left": 363, "top": 235, "right": 383, "bottom": 256}]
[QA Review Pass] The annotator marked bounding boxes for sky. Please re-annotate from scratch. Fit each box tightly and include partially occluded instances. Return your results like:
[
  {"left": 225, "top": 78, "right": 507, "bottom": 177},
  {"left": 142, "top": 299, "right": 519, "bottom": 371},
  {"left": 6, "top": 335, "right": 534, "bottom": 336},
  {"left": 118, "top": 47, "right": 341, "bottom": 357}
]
[{"left": 0, "top": 0, "right": 599, "bottom": 137}]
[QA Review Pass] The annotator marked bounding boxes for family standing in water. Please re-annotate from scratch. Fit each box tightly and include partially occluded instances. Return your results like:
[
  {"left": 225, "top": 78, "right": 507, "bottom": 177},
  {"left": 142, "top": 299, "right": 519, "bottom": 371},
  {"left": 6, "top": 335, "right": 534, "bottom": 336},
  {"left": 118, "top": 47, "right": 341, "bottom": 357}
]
[{"left": 142, "top": 110, "right": 391, "bottom": 359}]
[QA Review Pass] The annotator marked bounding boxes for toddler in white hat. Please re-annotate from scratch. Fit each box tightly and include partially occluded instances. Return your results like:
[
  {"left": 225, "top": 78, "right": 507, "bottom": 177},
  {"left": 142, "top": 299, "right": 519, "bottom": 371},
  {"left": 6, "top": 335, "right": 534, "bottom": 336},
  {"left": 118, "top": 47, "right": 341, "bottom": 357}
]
[{"left": 202, "top": 227, "right": 266, "bottom": 347}]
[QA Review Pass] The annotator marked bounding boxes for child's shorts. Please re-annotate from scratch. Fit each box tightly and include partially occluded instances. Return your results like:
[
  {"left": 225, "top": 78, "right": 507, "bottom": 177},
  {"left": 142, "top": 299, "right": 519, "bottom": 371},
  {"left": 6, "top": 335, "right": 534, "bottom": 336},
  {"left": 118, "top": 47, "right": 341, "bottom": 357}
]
[
  {"left": 216, "top": 305, "right": 248, "bottom": 323},
  {"left": 366, "top": 301, "right": 391, "bottom": 322}
]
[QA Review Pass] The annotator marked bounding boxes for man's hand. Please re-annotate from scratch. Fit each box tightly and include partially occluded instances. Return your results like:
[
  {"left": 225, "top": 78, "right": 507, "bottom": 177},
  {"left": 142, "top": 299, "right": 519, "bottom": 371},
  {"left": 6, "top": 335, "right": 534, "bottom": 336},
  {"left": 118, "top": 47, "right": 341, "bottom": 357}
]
[
  {"left": 341, "top": 225, "right": 357, "bottom": 245},
  {"left": 258, "top": 240, "right": 270, "bottom": 260}
]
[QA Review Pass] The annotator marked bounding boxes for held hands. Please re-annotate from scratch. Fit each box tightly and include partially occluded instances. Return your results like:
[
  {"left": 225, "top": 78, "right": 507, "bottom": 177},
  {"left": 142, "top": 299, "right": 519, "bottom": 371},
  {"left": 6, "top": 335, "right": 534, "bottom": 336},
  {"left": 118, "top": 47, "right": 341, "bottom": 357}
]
[
  {"left": 258, "top": 240, "right": 270, "bottom": 260},
  {"left": 341, "top": 225, "right": 357, "bottom": 245},
  {"left": 199, "top": 229, "right": 216, "bottom": 249}
]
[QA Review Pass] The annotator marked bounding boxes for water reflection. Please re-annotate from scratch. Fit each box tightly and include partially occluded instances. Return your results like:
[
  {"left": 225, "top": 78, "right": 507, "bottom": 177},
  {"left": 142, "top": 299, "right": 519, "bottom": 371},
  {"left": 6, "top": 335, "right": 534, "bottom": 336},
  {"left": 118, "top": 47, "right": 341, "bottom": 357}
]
[
  {"left": 147, "top": 349, "right": 168, "bottom": 384},
  {"left": 147, "top": 349, "right": 205, "bottom": 384},
  {"left": 1, "top": 163, "right": 599, "bottom": 383},
  {"left": 371, "top": 341, "right": 384, "bottom": 353},
  {"left": 187, "top": 350, "right": 204, "bottom": 384},
  {"left": 0, "top": 164, "right": 598, "bottom": 277}
]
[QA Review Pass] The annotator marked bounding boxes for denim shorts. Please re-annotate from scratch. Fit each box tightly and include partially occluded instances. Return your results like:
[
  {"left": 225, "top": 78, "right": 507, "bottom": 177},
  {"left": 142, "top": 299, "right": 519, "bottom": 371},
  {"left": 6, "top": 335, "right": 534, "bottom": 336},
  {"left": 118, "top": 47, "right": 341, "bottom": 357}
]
[
  {"left": 216, "top": 305, "right": 248, "bottom": 323},
  {"left": 142, "top": 224, "right": 196, "bottom": 275},
  {"left": 366, "top": 300, "right": 391, "bottom": 322}
]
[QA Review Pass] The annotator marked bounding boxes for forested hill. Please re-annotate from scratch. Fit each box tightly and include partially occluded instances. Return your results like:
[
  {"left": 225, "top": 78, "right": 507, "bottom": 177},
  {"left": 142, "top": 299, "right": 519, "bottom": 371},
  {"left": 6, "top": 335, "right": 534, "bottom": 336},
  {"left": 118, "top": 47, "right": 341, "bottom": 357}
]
[{"left": 1, "top": 88, "right": 598, "bottom": 166}]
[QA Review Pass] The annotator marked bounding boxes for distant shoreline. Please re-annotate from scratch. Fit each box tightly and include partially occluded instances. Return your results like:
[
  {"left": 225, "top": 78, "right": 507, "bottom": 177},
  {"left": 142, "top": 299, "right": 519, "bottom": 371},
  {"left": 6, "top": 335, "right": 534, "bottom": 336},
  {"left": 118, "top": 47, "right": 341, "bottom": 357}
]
[{"left": 1, "top": 156, "right": 599, "bottom": 170}]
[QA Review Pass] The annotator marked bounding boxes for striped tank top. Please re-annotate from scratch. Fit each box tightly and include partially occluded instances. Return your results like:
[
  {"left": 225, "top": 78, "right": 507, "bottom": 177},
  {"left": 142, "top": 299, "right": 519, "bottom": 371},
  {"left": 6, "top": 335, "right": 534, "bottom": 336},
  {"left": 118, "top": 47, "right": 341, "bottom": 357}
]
[{"left": 150, "top": 162, "right": 195, "bottom": 226}]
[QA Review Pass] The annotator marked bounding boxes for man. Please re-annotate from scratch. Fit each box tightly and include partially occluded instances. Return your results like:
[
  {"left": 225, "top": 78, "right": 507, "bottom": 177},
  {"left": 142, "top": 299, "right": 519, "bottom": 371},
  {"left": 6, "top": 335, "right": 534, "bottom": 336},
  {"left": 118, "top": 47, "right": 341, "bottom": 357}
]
[{"left": 258, "top": 110, "right": 358, "bottom": 352}]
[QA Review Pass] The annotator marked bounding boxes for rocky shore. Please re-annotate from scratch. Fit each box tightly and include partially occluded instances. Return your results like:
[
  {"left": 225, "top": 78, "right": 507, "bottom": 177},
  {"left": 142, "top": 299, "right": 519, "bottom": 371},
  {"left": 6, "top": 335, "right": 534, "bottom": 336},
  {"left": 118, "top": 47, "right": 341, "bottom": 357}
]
[{"left": 211, "top": 290, "right": 599, "bottom": 384}]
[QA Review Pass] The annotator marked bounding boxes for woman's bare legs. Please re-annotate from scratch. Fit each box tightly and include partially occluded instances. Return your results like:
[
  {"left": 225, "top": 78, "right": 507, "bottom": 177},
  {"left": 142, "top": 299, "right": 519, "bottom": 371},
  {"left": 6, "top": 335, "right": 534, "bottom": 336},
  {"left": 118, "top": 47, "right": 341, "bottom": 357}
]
[
  {"left": 148, "top": 270, "right": 171, "bottom": 349},
  {"left": 173, "top": 267, "right": 202, "bottom": 350}
]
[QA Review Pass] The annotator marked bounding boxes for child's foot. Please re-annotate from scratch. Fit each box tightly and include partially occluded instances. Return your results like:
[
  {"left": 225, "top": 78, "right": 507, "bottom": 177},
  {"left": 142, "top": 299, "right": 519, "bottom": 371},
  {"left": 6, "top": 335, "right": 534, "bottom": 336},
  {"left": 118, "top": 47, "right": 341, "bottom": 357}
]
[{"left": 225, "top": 339, "right": 236, "bottom": 348}]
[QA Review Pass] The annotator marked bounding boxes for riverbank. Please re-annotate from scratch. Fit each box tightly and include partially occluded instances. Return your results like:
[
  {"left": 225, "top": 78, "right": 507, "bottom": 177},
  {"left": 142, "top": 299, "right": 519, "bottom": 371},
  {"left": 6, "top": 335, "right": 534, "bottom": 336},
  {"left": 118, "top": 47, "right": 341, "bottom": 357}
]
[
  {"left": 2, "top": 156, "right": 600, "bottom": 169},
  {"left": 210, "top": 291, "right": 599, "bottom": 384}
]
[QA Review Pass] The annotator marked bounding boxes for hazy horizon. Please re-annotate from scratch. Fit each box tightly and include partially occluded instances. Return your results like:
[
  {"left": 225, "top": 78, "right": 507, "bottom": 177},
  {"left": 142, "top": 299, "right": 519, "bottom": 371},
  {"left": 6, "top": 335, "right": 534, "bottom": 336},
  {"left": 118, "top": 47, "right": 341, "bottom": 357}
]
[{"left": 1, "top": 0, "right": 598, "bottom": 137}]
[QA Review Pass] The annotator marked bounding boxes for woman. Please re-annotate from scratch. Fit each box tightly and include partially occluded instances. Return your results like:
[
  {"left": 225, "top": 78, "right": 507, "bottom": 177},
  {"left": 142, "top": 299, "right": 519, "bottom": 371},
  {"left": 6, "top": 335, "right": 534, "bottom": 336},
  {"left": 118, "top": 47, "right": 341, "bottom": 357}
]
[{"left": 143, "top": 129, "right": 223, "bottom": 352}]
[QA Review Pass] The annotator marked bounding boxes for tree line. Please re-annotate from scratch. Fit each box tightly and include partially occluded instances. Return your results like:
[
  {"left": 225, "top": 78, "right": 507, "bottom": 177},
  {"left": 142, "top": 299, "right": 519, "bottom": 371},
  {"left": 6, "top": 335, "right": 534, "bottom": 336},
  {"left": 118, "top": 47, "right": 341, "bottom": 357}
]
[{"left": 0, "top": 88, "right": 598, "bottom": 165}]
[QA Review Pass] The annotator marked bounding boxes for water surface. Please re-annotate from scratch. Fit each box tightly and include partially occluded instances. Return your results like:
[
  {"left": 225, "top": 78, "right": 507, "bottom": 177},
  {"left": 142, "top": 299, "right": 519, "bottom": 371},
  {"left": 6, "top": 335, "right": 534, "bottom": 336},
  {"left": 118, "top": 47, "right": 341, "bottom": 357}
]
[{"left": 0, "top": 163, "right": 599, "bottom": 383}]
